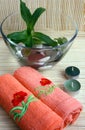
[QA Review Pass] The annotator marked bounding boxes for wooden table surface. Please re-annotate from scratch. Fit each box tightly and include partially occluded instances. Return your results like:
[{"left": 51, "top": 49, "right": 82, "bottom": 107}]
[{"left": 0, "top": 33, "right": 85, "bottom": 130}]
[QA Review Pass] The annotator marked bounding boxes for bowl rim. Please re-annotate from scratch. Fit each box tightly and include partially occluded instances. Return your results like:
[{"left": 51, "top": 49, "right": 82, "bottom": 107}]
[{"left": 0, "top": 12, "right": 78, "bottom": 50}]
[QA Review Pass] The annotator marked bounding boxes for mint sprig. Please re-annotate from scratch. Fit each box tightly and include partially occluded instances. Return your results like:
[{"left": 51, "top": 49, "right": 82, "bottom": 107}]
[
  {"left": 20, "top": 0, "right": 31, "bottom": 26},
  {"left": 7, "top": 0, "right": 68, "bottom": 47},
  {"left": 29, "top": 7, "right": 45, "bottom": 30},
  {"left": 33, "top": 32, "right": 59, "bottom": 47},
  {"left": 7, "top": 30, "right": 27, "bottom": 44}
]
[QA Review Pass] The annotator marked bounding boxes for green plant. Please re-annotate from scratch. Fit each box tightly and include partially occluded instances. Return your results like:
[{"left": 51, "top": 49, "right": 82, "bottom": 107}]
[{"left": 7, "top": 0, "right": 68, "bottom": 47}]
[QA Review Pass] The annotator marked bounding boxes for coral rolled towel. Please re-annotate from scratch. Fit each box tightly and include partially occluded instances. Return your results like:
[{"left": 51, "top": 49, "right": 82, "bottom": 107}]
[
  {"left": 0, "top": 74, "right": 63, "bottom": 130},
  {"left": 14, "top": 66, "right": 83, "bottom": 127}
]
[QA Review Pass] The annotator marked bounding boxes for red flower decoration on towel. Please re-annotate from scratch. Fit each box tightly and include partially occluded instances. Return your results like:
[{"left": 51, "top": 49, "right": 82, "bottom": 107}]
[
  {"left": 12, "top": 91, "right": 27, "bottom": 106},
  {"left": 40, "top": 78, "right": 52, "bottom": 86}
]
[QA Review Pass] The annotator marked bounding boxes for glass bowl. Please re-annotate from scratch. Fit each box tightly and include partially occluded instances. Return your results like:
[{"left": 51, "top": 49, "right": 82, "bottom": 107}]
[{"left": 0, "top": 12, "right": 78, "bottom": 69}]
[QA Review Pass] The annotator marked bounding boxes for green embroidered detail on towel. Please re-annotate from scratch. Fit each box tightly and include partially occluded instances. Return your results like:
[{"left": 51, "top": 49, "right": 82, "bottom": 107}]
[
  {"left": 35, "top": 85, "right": 56, "bottom": 97},
  {"left": 35, "top": 78, "right": 56, "bottom": 97},
  {"left": 10, "top": 95, "right": 37, "bottom": 121}
]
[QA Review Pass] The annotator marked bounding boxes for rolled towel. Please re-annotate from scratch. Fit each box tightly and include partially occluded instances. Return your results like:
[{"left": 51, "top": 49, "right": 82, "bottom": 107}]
[
  {"left": 0, "top": 74, "right": 63, "bottom": 130},
  {"left": 14, "top": 66, "right": 83, "bottom": 127}
]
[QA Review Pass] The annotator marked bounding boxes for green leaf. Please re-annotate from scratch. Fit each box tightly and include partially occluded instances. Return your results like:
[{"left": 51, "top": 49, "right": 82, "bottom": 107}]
[
  {"left": 32, "top": 37, "right": 43, "bottom": 45},
  {"left": 7, "top": 30, "right": 28, "bottom": 43},
  {"left": 54, "top": 37, "right": 68, "bottom": 45},
  {"left": 24, "top": 34, "right": 33, "bottom": 47},
  {"left": 20, "top": 0, "right": 31, "bottom": 26},
  {"left": 29, "top": 7, "right": 46, "bottom": 30},
  {"left": 62, "top": 37, "right": 68, "bottom": 43},
  {"left": 33, "top": 32, "right": 58, "bottom": 47},
  {"left": 7, "top": 30, "right": 33, "bottom": 47}
]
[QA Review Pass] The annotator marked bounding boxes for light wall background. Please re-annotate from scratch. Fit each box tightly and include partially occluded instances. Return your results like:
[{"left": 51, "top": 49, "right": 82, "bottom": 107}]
[{"left": 0, "top": 0, "right": 85, "bottom": 32}]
